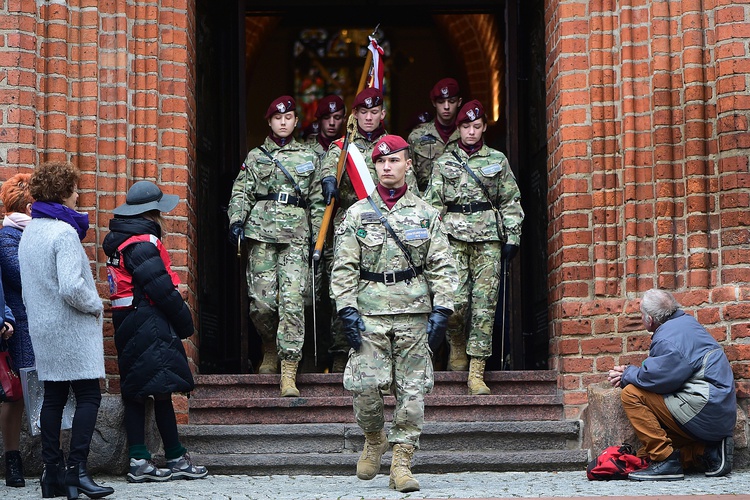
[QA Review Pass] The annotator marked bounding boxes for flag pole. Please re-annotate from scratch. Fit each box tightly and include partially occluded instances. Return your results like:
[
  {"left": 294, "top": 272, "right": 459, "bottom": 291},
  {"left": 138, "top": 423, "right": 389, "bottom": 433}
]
[{"left": 312, "top": 27, "right": 379, "bottom": 262}]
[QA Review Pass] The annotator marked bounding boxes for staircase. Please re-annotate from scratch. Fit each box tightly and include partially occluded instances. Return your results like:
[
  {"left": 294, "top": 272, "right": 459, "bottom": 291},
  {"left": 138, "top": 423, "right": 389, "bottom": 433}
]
[{"left": 179, "top": 371, "right": 589, "bottom": 475}]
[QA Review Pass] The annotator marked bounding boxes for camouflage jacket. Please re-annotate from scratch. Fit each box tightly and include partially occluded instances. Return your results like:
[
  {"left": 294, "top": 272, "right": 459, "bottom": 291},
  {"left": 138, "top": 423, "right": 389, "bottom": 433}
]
[
  {"left": 331, "top": 189, "right": 456, "bottom": 316},
  {"left": 320, "top": 129, "right": 420, "bottom": 225},
  {"left": 407, "top": 121, "right": 460, "bottom": 193},
  {"left": 227, "top": 137, "right": 325, "bottom": 244},
  {"left": 423, "top": 145, "right": 524, "bottom": 245},
  {"left": 304, "top": 134, "right": 327, "bottom": 162}
]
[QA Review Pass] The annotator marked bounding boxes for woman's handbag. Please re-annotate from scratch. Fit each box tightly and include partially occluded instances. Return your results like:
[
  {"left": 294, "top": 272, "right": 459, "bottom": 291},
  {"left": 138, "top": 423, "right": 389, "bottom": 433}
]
[{"left": 0, "top": 338, "right": 23, "bottom": 402}]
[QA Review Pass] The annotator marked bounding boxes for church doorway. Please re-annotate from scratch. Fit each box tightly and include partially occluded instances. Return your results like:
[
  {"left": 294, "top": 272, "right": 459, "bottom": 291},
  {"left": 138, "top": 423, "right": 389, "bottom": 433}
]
[{"left": 194, "top": 0, "right": 548, "bottom": 374}]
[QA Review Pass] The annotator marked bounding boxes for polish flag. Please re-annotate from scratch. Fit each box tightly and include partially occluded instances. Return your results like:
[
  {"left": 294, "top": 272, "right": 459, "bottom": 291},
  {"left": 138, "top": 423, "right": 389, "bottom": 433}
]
[
  {"left": 335, "top": 139, "right": 376, "bottom": 199},
  {"left": 368, "top": 37, "right": 385, "bottom": 90}
]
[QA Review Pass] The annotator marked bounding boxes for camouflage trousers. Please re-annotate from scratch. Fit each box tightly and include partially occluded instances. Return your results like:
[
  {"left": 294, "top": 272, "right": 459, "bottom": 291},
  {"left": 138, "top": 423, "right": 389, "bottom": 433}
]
[
  {"left": 246, "top": 240, "right": 309, "bottom": 361},
  {"left": 343, "top": 313, "right": 433, "bottom": 448},
  {"left": 446, "top": 239, "right": 503, "bottom": 360}
]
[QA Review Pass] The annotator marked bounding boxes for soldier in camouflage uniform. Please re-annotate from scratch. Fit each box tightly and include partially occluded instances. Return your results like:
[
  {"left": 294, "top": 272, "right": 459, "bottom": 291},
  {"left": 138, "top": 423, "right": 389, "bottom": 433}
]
[
  {"left": 227, "top": 95, "right": 325, "bottom": 397},
  {"left": 305, "top": 94, "right": 346, "bottom": 161},
  {"left": 320, "top": 87, "right": 419, "bottom": 370},
  {"left": 331, "top": 135, "right": 456, "bottom": 493},
  {"left": 423, "top": 99, "right": 524, "bottom": 394},
  {"left": 304, "top": 95, "right": 348, "bottom": 371},
  {"left": 407, "top": 78, "right": 462, "bottom": 193}
]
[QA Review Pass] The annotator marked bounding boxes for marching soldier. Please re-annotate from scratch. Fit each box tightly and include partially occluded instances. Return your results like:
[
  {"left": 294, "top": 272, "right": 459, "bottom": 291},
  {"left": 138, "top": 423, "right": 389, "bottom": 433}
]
[
  {"left": 423, "top": 99, "right": 524, "bottom": 393},
  {"left": 320, "top": 87, "right": 419, "bottom": 370},
  {"left": 227, "top": 95, "right": 325, "bottom": 397},
  {"left": 306, "top": 94, "right": 346, "bottom": 161},
  {"left": 331, "top": 135, "right": 456, "bottom": 493},
  {"left": 306, "top": 95, "right": 347, "bottom": 371},
  {"left": 407, "top": 78, "right": 462, "bottom": 193}
]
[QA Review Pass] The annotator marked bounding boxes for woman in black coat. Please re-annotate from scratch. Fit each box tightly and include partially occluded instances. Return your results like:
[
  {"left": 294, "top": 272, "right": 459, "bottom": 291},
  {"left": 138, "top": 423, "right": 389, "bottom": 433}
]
[{"left": 103, "top": 181, "right": 207, "bottom": 483}]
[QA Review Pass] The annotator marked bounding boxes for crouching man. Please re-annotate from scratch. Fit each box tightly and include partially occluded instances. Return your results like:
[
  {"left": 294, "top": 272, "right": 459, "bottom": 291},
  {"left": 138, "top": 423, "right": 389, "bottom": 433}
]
[{"left": 608, "top": 289, "right": 736, "bottom": 481}]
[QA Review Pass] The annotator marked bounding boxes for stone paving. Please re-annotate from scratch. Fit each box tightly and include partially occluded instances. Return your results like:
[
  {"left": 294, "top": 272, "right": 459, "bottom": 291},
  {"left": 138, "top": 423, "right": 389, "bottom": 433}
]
[{"left": 3, "top": 470, "right": 750, "bottom": 499}]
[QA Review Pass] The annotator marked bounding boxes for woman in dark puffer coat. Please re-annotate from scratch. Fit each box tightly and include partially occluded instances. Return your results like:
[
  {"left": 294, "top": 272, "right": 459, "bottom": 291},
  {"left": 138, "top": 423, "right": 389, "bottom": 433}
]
[{"left": 102, "top": 181, "right": 207, "bottom": 483}]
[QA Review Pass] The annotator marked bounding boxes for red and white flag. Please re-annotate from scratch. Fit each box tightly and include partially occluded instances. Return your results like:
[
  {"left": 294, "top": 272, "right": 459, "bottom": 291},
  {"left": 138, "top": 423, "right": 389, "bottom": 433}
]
[
  {"left": 368, "top": 37, "right": 385, "bottom": 90},
  {"left": 335, "top": 139, "right": 375, "bottom": 199}
]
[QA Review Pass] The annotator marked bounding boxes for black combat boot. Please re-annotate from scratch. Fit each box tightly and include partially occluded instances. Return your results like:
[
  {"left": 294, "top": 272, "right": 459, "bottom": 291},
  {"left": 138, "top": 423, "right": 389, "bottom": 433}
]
[{"left": 4, "top": 450, "right": 24, "bottom": 487}]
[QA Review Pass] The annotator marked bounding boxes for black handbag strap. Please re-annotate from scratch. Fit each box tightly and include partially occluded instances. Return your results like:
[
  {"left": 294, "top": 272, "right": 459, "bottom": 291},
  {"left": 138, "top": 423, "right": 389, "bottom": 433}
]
[
  {"left": 258, "top": 146, "right": 306, "bottom": 205},
  {"left": 450, "top": 150, "right": 497, "bottom": 211},
  {"left": 365, "top": 196, "right": 419, "bottom": 273}
]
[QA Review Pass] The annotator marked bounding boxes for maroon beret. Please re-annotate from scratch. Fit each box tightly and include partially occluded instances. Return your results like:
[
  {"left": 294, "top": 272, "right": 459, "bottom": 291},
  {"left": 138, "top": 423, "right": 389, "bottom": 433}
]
[
  {"left": 430, "top": 78, "right": 460, "bottom": 100},
  {"left": 315, "top": 95, "right": 345, "bottom": 118},
  {"left": 372, "top": 135, "right": 409, "bottom": 162},
  {"left": 455, "top": 99, "right": 485, "bottom": 125},
  {"left": 352, "top": 87, "right": 383, "bottom": 110},
  {"left": 265, "top": 95, "right": 296, "bottom": 119}
]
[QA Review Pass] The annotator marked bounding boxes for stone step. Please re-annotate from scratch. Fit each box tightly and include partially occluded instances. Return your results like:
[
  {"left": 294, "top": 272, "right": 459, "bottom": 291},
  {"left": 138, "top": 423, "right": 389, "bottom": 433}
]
[
  {"left": 189, "top": 450, "right": 589, "bottom": 475},
  {"left": 179, "top": 421, "right": 580, "bottom": 454},
  {"left": 178, "top": 421, "right": 587, "bottom": 475},
  {"left": 191, "top": 370, "right": 559, "bottom": 400},
  {"left": 188, "top": 393, "right": 563, "bottom": 424}
]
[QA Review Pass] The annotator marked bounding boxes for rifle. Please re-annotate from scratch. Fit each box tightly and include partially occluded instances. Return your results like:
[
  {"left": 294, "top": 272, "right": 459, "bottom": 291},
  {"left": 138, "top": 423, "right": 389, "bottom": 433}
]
[{"left": 311, "top": 27, "right": 379, "bottom": 262}]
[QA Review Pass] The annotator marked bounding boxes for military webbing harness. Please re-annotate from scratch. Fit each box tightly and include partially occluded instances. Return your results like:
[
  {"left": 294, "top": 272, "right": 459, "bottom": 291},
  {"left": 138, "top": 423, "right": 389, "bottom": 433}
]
[
  {"left": 362, "top": 196, "right": 422, "bottom": 285},
  {"left": 448, "top": 150, "right": 498, "bottom": 214},
  {"left": 258, "top": 146, "right": 308, "bottom": 208}
]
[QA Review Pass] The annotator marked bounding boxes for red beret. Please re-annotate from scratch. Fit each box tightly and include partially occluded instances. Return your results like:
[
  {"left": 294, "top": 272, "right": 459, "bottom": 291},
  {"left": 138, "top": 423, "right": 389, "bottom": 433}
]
[
  {"left": 315, "top": 95, "right": 345, "bottom": 118},
  {"left": 265, "top": 95, "right": 296, "bottom": 119},
  {"left": 372, "top": 135, "right": 409, "bottom": 161},
  {"left": 352, "top": 87, "right": 383, "bottom": 109},
  {"left": 430, "top": 78, "right": 460, "bottom": 100},
  {"left": 455, "top": 99, "right": 485, "bottom": 125}
]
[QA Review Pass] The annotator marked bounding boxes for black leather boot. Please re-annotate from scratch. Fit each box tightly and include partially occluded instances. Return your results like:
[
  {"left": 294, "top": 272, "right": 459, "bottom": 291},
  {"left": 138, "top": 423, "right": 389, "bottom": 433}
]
[
  {"left": 64, "top": 463, "right": 114, "bottom": 499},
  {"left": 4, "top": 450, "right": 25, "bottom": 487},
  {"left": 41, "top": 463, "right": 65, "bottom": 498}
]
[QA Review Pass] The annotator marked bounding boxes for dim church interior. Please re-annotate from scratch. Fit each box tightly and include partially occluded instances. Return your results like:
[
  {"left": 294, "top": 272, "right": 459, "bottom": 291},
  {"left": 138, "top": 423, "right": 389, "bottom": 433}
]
[{"left": 194, "top": 0, "right": 550, "bottom": 375}]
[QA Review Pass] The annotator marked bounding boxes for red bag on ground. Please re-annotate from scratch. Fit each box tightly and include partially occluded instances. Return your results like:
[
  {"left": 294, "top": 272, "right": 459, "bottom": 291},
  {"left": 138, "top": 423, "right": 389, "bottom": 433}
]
[{"left": 587, "top": 443, "right": 649, "bottom": 480}]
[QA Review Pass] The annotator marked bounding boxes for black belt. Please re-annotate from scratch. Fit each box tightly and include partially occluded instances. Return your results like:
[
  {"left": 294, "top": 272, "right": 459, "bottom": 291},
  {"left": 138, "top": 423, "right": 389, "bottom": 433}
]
[
  {"left": 360, "top": 266, "right": 423, "bottom": 285},
  {"left": 258, "top": 192, "right": 307, "bottom": 208},
  {"left": 446, "top": 201, "right": 493, "bottom": 214}
]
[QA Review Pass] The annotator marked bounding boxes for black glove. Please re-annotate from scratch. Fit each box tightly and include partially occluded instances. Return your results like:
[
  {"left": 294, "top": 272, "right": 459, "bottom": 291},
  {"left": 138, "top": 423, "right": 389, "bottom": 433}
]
[
  {"left": 426, "top": 306, "right": 452, "bottom": 352},
  {"left": 321, "top": 176, "right": 339, "bottom": 206},
  {"left": 229, "top": 222, "right": 245, "bottom": 245},
  {"left": 502, "top": 244, "right": 519, "bottom": 261},
  {"left": 338, "top": 306, "right": 365, "bottom": 351}
]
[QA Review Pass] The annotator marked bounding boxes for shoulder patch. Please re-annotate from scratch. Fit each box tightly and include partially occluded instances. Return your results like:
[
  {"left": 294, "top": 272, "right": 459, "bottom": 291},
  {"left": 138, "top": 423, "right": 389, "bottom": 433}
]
[
  {"left": 240, "top": 163, "right": 246, "bottom": 171},
  {"left": 420, "top": 219, "right": 429, "bottom": 228},
  {"left": 356, "top": 228, "right": 367, "bottom": 238}
]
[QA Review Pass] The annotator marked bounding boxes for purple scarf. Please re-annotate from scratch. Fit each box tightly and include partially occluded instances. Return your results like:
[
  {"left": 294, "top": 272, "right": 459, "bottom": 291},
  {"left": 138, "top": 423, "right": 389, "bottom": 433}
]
[{"left": 31, "top": 201, "right": 90, "bottom": 241}]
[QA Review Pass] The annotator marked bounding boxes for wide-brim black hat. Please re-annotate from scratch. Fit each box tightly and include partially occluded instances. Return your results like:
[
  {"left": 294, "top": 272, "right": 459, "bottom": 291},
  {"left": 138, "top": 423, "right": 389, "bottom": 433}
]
[{"left": 113, "top": 180, "right": 179, "bottom": 216}]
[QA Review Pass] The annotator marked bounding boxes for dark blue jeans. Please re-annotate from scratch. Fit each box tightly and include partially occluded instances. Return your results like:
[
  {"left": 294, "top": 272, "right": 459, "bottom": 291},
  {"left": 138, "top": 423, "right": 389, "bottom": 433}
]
[{"left": 41, "top": 379, "right": 101, "bottom": 466}]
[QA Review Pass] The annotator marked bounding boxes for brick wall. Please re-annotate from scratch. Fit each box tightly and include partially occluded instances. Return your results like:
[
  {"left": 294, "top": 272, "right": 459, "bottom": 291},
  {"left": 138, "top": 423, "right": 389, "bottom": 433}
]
[
  {"left": 547, "top": 0, "right": 750, "bottom": 418},
  {"left": 0, "top": 0, "right": 197, "bottom": 408}
]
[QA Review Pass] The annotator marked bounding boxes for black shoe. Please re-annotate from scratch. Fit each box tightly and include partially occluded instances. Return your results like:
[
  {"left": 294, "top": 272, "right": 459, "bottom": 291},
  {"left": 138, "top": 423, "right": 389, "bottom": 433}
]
[
  {"left": 5, "top": 450, "right": 25, "bottom": 487},
  {"left": 64, "top": 463, "right": 114, "bottom": 499},
  {"left": 702, "top": 436, "right": 734, "bottom": 477},
  {"left": 40, "top": 463, "right": 66, "bottom": 498},
  {"left": 629, "top": 449, "right": 684, "bottom": 481}
]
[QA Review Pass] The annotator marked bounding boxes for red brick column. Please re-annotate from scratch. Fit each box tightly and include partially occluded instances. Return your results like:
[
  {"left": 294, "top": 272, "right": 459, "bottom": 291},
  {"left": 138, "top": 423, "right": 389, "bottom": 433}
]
[{"left": 547, "top": 0, "right": 750, "bottom": 418}]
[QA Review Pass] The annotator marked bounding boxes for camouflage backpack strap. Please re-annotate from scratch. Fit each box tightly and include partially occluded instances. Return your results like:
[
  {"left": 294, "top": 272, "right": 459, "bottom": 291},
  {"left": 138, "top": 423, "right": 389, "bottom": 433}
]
[
  {"left": 258, "top": 146, "right": 306, "bottom": 206},
  {"left": 365, "top": 196, "right": 419, "bottom": 273},
  {"left": 450, "top": 150, "right": 497, "bottom": 211}
]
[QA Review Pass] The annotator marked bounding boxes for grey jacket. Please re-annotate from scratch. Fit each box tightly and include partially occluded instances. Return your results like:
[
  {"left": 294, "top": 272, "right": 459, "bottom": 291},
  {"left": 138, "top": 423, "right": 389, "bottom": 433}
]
[
  {"left": 621, "top": 310, "right": 736, "bottom": 442},
  {"left": 18, "top": 218, "right": 105, "bottom": 382}
]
